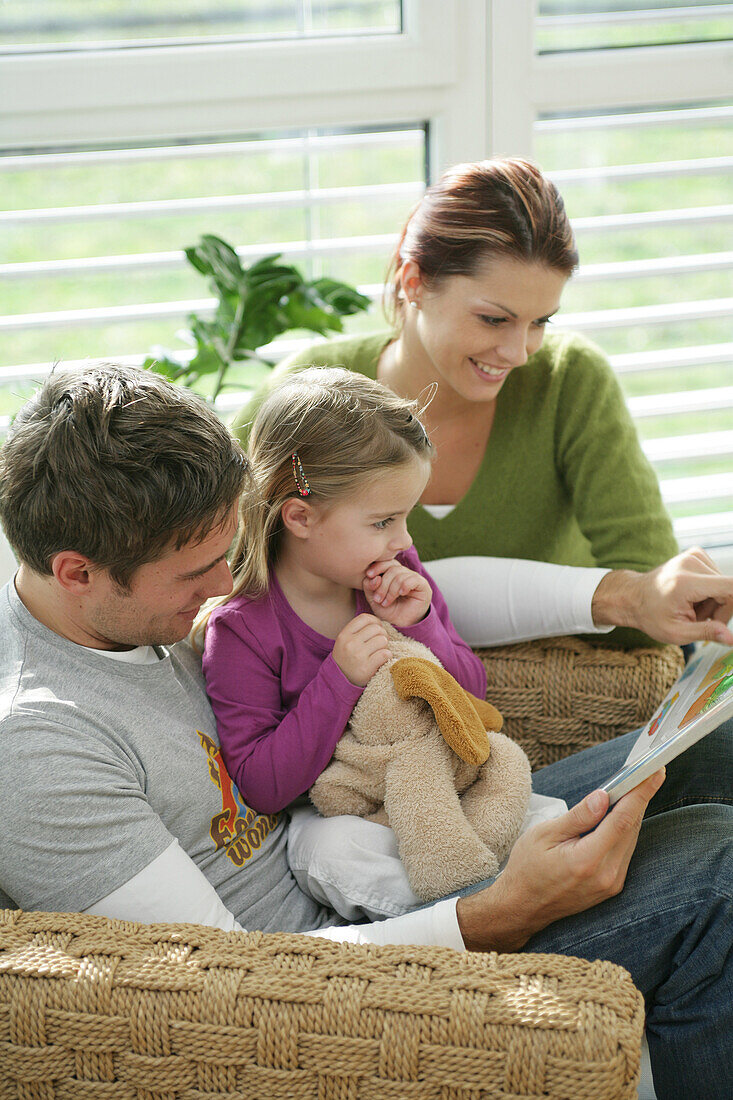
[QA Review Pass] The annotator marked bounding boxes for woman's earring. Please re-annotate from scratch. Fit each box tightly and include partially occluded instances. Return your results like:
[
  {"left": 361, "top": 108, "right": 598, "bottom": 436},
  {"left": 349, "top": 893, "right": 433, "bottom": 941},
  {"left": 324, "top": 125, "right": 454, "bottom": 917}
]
[{"left": 409, "top": 299, "right": 419, "bottom": 310}]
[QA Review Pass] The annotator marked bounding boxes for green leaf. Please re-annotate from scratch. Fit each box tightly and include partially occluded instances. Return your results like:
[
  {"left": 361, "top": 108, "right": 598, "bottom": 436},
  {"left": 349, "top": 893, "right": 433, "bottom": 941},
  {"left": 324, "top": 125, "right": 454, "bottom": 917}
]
[
  {"left": 247, "top": 272, "right": 302, "bottom": 303},
  {"left": 213, "top": 291, "right": 241, "bottom": 328},
  {"left": 244, "top": 253, "right": 287, "bottom": 279},
  {"left": 187, "top": 344, "right": 224, "bottom": 377},
  {"left": 185, "top": 234, "right": 243, "bottom": 294},
  {"left": 235, "top": 309, "right": 282, "bottom": 352},
  {"left": 245, "top": 255, "right": 303, "bottom": 294},
  {"left": 278, "top": 288, "right": 342, "bottom": 335},
  {"left": 312, "top": 277, "right": 371, "bottom": 315},
  {"left": 189, "top": 315, "right": 226, "bottom": 348}
]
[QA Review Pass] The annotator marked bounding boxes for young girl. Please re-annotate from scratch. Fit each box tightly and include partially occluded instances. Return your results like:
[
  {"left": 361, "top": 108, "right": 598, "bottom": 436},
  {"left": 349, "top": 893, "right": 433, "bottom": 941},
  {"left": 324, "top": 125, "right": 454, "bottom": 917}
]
[{"left": 201, "top": 366, "right": 494, "bottom": 919}]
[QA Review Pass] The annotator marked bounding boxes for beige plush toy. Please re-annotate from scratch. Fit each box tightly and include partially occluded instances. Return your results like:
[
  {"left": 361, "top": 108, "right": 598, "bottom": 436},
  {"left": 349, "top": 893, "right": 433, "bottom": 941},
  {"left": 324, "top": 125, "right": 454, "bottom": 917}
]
[{"left": 310, "top": 626, "right": 532, "bottom": 901}]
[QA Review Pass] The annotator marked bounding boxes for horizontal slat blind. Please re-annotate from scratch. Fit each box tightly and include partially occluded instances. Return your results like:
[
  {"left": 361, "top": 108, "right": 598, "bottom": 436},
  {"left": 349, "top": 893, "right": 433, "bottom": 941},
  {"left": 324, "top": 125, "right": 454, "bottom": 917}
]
[
  {"left": 0, "top": 1, "right": 402, "bottom": 51},
  {"left": 1, "top": 182, "right": 424, "bottom": 226},
  {"left": 0, "top": 125, "right": 426, "bottom": 423},
  {"left": 537, "top": 2, "right": 733, "bottom": 51},
  {"left": 536, "top": 97, "right": 733, "bottom": 551}
]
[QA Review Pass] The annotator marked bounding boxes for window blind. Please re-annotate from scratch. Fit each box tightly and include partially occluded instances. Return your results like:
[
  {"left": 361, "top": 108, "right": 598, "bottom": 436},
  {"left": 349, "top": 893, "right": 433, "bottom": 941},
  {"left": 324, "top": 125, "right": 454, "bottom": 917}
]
[
  {"left": 535, "top": 99, "right": 733, "bottom": 550},
  {"left": 0, "top": 125, "right": 427, "bottom": 432}
]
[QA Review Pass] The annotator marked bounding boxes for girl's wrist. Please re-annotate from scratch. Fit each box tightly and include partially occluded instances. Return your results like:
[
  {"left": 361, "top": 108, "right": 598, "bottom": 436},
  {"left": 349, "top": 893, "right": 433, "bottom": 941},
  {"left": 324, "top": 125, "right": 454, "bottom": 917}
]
[
  {"left": 393, "top": 599, "right": 432, "bottom": 628},
  {"left": 410, "top": 601, "right": 431, "bottom": 625}
]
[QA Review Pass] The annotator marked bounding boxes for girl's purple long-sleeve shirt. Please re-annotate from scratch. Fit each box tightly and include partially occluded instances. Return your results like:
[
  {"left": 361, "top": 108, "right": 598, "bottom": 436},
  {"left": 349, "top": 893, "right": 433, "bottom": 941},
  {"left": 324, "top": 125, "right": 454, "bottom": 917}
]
[{"left": 202, "top": 546, "right": 487, "bottom": 815}]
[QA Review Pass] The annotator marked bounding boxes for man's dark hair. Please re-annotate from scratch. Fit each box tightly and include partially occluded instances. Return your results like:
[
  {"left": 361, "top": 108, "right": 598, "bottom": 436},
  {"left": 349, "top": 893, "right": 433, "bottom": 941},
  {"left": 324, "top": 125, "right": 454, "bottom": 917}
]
[{"left": 0, "top": 364, "right": 248, "bottom": 587}]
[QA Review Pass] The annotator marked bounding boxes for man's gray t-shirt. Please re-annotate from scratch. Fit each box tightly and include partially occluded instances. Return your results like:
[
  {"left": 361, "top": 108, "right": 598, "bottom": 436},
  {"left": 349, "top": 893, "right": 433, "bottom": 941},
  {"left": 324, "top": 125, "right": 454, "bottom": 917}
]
[{"left": 0, "top": 582, "right": 332, "bottom": 933}]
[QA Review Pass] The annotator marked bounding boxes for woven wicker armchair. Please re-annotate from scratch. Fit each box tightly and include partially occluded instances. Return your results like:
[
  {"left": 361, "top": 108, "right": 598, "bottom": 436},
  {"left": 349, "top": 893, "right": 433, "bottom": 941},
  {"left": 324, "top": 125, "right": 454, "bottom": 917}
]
[
  {"left": 478, "top": 636, "right": 684, "bottom": 770},
  {"left": 0, "top": 908, "right": 645, "bottom": 1099},
  {"left": 0, "top": 639, "right": 681, "bottom": 1099}
]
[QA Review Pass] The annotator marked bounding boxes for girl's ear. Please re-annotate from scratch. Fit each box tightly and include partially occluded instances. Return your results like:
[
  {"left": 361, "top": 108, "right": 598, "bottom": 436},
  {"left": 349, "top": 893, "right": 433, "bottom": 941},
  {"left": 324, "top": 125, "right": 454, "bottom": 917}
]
[
  {"left": 281, "top": 497, "right": 317, "bottom": 540},
  {"left": 400, "top": 259, "right": 424, "bottom": 308}
]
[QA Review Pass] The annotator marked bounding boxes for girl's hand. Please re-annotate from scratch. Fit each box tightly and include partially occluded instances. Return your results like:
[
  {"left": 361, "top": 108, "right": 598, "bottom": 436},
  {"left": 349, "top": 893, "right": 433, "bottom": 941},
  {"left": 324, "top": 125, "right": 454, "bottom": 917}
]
[
  {"left": 363, "top": 559, "right": 432, "bottom": 627},
  {"left": 332, "top": 614, "right": 392, "bottom": 687}
]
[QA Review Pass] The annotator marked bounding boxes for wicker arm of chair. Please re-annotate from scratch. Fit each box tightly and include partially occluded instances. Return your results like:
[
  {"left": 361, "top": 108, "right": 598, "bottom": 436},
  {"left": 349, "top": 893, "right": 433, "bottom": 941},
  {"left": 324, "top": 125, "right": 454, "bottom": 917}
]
[
  {"left": 476, "top": 636, "right": 684, "bottom": 770},
  {"left": 0, "top": 908, "right": 644, "bottom": 1100}
]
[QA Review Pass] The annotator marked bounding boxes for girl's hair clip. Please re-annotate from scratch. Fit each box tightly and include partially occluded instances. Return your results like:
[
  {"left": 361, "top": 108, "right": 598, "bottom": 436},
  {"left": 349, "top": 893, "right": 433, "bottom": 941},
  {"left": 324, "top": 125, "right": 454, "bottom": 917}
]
[
  {"left": 291, "top": 452, "right": 311, "bottom": 497},
  {"left": 407, "top": 412, "right": 429, "bottom": 444}
]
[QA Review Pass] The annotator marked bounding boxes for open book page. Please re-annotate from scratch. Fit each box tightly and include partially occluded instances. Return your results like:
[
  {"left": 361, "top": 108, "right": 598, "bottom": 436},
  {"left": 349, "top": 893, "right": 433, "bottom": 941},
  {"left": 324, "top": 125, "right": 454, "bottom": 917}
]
[{"left": 601, "top": 641, "right": 733, "bottom": 804}]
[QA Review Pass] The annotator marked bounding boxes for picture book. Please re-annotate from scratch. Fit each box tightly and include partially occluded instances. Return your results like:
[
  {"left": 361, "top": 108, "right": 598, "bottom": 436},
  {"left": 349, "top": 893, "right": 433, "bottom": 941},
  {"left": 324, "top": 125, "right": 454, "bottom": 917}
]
[{"left": 600, "top": 640, "right": 733, "bottom": 805}]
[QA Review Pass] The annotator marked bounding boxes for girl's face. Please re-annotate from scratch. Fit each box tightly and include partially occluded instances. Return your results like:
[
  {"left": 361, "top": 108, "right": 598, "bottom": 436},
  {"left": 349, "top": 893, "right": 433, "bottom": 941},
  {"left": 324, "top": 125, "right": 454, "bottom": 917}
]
[
  {"left": 300, "top": 457, "right": 430, "bottom": 590},
  {"left": 404, "top": 256, "right": 568, "bottom": 404}
]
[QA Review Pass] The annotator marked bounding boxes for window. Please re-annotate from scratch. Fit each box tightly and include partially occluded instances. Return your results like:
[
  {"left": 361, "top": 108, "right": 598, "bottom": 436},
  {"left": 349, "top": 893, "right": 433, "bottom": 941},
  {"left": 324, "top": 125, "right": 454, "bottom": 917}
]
[
  {"left": 537, "top": 1, "right": 733, "bottom": 52},
  {"left": 536, "top": 101, "right": 733, "bottom": 548},
  {"left": 489, "top": 0, "right": 733, "bottom": 554},
  {"left": 2, "top": 0, "right": 488, "bottom": 429},
  {"left": 1, "top": 126, "right": 426, "bottom": 417},
  {"left": 0, "top": 1, "right": 403, "bottom": 50},
  {"left": 2, "top": 0, "right": 731, "bottom": 555}
]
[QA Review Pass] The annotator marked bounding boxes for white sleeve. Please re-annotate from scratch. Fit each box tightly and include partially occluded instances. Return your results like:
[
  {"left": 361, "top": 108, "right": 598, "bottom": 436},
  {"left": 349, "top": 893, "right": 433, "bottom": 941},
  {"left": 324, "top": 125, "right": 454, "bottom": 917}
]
[
  {"left": 83, "top": 841, "right": 465, "bottom": 950},
  {"left": 83, "top": 839, "right": 244, "bottom": 931},
  {"left": 425, "top": 556, "right": 614, "bottom": 647},
  {"left": 307, "top": 898, "right": 465, "bottom": 950}
]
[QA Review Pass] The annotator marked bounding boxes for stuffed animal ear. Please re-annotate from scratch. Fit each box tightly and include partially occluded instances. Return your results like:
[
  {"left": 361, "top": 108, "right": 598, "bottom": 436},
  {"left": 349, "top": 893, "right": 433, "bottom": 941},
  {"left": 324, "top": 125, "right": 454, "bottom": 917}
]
[
  {"left": 390, "top": 657, "right": 500, "bottom": 766},
  {"left": 466, "top": 693, "right": 504, "bottom": 733}
]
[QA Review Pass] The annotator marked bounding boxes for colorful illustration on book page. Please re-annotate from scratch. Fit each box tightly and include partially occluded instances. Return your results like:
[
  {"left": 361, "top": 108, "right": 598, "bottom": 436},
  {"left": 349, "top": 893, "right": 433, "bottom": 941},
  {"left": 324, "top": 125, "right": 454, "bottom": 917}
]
[
  {"left": 679, "top": 650, "right": 733, "bottom": 729},
  {"left": 646, "top": 692, "right": 679, "bottom": 740}
]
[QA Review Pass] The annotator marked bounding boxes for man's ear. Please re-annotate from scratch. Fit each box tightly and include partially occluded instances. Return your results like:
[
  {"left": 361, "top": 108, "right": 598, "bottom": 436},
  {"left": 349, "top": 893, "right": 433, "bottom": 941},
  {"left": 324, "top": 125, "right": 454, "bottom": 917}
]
[
  {"left": 50, "top": 551, "right": 96, "bottom": 593},
  {"left": 280, "top": 497, "right": 317, "bottom": 540}
]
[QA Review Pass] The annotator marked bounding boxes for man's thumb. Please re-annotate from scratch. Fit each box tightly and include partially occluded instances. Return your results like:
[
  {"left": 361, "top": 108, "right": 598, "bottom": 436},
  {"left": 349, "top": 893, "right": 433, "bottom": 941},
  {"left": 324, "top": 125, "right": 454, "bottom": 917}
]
[{"left": 555, "top": 788, "right": 609, "bottom": 841}]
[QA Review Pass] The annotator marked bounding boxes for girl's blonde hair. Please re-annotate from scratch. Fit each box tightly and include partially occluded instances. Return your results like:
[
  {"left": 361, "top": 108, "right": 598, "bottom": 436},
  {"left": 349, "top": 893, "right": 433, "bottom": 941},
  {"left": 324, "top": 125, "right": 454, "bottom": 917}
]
[{"left": 222, "top": 367, "right": 432, "bottom": 615}]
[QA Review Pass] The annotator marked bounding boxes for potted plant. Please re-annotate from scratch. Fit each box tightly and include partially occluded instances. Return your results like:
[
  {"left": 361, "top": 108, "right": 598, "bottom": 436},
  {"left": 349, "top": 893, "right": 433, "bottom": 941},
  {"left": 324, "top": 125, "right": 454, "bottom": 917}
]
[{"left": 145, "top": 234, "right": 371, "bottom": 401}]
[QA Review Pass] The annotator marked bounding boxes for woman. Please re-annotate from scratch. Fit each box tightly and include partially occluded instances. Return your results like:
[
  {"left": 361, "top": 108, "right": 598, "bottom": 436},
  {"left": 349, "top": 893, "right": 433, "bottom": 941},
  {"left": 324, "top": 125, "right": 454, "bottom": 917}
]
[{"left": 233, "top": 157, "right": 678, "bottom": 646}]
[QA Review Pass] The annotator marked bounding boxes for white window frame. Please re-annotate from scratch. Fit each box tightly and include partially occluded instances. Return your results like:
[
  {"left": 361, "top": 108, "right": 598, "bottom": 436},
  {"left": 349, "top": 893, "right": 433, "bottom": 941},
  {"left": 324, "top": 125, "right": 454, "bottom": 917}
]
[
  {"left": 0, "top": 0, "right": 491, "bottom": 174},
  {"left": 0, "top": 0, "right": 492, "bottom": 409},
  {"left": 487, "top": 0, "right": 733, "bottom": 155},
  {"left": 2, "top": 1, "right": 732, "bottom": 562}
]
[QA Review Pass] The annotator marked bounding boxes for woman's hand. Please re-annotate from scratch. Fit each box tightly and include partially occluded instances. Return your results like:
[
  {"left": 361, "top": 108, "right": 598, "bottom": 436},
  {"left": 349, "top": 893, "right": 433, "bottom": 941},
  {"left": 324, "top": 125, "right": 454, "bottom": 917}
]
[
  {"left": 592, "top": 547, "right": 733, "bottom": 646},
  {"left": 456, "top": 768, "right": 666, "bottom": 953},
  {"left": 363, "top": 558, "right": 432, "bottom": 627},
  {"left": 332, "top": 614, "right": 392, "bottom": 687}
]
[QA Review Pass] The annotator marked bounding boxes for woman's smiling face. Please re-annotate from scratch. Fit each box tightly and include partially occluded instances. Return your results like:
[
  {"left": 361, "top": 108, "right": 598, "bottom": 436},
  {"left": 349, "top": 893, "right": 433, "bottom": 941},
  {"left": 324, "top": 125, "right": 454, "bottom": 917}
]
[{"left": 405, "top": 256, "right": 568, "bottom": 404}]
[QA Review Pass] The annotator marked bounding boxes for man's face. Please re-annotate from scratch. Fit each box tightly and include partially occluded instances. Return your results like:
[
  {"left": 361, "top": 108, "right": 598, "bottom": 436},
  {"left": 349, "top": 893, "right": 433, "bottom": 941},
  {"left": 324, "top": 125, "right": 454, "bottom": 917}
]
[{"left": 86, "top": 504, "right": 238, "bottom": 648}]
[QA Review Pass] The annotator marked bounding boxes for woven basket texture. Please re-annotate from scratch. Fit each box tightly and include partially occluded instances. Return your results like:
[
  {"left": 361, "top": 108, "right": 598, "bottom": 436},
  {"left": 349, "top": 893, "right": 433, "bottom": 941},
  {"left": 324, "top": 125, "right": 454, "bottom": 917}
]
[
  {"left": 477, "top": 637, "right": 684, "bottom": 770},
  {"left": 0, "top": 909, "right": 644, "bottom": 1100}
]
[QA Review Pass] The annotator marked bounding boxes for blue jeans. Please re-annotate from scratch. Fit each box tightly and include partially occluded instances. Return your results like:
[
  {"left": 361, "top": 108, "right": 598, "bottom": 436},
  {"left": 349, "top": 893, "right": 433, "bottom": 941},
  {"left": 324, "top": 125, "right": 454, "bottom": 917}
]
[{"left": 520, "top": 718, "right": 733, "bottom": 1100}]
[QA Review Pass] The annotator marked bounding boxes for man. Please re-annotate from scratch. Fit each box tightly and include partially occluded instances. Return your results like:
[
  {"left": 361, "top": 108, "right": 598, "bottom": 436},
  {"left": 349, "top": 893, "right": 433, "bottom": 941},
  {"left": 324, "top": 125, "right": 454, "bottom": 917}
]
[{"left": 1, "top": 365, "right": 731, "bottom": 1096}]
